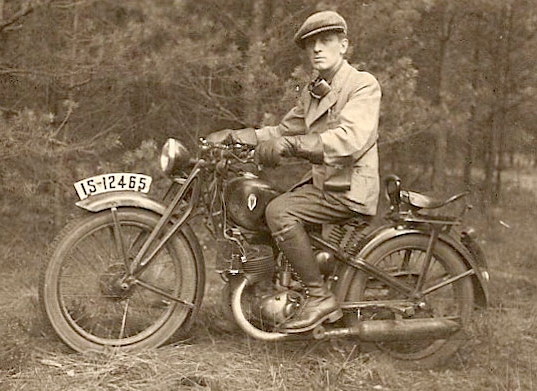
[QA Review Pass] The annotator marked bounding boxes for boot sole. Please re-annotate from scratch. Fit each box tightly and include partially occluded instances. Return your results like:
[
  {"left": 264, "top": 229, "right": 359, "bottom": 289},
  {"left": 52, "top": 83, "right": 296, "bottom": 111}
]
[{"left": 278, "top": 309, "right": 343, "bottom": 334}]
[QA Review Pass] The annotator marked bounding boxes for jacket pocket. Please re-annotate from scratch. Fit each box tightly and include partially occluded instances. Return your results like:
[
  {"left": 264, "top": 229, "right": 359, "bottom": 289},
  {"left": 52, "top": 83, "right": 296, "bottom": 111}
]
[
  {"left": 349, "top": 169, "right": 380, "bottom": 207},
  {"left": 323, "top": 159, "right": 353, "bottom": 192}
]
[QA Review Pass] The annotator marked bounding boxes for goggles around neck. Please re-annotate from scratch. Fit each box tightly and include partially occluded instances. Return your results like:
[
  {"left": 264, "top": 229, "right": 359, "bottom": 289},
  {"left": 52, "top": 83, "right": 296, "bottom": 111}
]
[{"left": 308, "top": 78, "right": 331, "bottom": 100}]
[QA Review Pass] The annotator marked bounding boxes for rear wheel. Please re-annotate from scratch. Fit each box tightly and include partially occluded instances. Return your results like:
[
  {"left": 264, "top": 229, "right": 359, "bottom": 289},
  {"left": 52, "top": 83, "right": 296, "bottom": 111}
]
[
  {"left": 40, "top": 208, "right": 202, "bottom": 352},
  {"left": 344, "top": 234, "right": 474, "bottom": 368}
]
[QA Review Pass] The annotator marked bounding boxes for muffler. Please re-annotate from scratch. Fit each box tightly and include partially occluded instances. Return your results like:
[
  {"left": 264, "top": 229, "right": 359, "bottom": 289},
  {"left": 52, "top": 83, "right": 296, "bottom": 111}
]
[{"left": 313, "top": 318, "right": 461, "bottom": 342}]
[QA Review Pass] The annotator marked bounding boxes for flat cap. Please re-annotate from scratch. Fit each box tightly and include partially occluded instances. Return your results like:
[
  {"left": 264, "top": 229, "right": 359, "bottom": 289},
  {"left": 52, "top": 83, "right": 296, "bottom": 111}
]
[{"left": 294, "top": 11, "right": 347, "bottom": 48}]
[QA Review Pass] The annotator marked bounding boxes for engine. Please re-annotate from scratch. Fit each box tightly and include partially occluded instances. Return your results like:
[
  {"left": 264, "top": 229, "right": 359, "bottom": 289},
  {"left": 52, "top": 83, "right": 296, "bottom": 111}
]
[
  {"left": 224, "top": 175, "right": 281, "bottom": 231},
  {"left": 259, "top": 290, "right": 303, "bottom": 326}
]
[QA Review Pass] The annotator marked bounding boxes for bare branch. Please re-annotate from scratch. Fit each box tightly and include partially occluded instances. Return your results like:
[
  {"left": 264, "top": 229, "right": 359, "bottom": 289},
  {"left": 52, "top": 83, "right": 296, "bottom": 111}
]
[
  {"left": 52, "top": 103, "right": 74, "bottom": 137},
  {"left": 0, "top": 1, "right": 33, "bottom": 33},
  {"left": 0, "top": 105, "right": 19, "bottom": 116},
  {"left": 0, "top": 0, "right": 52, "bottom": 34},
  {"left": 0, "top": 66, "right": 74, "bottom": 79}
]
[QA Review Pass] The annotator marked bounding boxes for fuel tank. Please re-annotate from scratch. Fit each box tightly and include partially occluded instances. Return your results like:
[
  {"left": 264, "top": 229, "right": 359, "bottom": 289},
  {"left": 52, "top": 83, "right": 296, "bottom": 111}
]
[{"left": 224, "top": 175, "right": 281, "bottom": 231}]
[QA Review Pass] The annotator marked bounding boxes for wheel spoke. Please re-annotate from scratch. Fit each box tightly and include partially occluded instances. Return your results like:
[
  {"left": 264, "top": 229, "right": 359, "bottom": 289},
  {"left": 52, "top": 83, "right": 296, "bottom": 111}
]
[
  {"left": 401, "top": 249, "right": 412, "bottom": 270},
  {"left": 118, "top": 299, "right": 130, "bottom": 340}
]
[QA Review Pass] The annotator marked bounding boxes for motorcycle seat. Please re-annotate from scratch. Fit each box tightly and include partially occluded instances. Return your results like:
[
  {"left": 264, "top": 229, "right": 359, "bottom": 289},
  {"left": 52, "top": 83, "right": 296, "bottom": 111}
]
[{"left": 400, "top": 190, "right": 468, "bottom": 210}]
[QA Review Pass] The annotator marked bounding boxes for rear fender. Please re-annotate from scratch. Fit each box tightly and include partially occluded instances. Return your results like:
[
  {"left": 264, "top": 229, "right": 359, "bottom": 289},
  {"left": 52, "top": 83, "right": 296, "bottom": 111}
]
[{"left": 334, "top": 225, "right": 489, "bottom": 308}]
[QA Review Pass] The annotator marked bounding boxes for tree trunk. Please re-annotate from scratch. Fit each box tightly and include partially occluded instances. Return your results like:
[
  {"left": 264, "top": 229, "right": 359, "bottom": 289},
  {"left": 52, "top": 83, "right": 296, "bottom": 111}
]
[
  {"left": 464, "top": 14, "right": 483, "bottom": 190},
  {"left": 54, "top": 0, "right": 80, "bottom": 230},
  {"left": 431, "top": 6, "right": 453, "bottom": 191},
  {"left": 482, "top": 112, "right": 495, "bottom": 206},
  {"left": 493, "top": 2, "right": 513, "bottom": 203},
  {"left": 242, "top": 0, "right": 266, "bottom": 126}
]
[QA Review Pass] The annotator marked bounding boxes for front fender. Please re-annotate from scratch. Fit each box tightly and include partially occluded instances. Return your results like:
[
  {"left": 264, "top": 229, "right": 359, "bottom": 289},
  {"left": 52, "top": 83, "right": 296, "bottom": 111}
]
[
  {"left": 76, "top": 191, "right": 167, "bottom": 215},
  {"left": 335, "top": 225, "right": 489, "bottom": 308}
]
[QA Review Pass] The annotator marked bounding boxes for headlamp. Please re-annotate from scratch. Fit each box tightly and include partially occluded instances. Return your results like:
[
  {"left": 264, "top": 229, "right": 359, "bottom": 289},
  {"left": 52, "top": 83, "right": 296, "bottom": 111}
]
[{"left": 160, "top": 138, "right": 191, "bottom": 174}]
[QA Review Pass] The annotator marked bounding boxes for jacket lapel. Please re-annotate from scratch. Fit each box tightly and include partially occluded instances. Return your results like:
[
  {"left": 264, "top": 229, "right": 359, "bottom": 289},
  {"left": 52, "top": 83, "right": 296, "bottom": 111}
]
[
  {"left": 305, "top": 61, "right": 351, "bottom": 128},
  {"left": 305, "top": 90, "right": 336, "bottom": 128}
]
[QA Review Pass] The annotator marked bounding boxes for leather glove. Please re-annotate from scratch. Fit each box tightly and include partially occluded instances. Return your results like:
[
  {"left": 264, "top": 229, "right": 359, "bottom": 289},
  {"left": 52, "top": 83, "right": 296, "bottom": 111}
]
[
  {"left": 233, "top": 128, "right": 257, "bottom": 145},
  {"left": 255, "top": 134, "right": 323, "bottom": 167},
  {"left": 255, "top": 137, "right": 293, "bottom": 167},
  {"left": 205, "top": 129, "right": 233, "bottom": 144},
  {"left": 206, "top": 128, "right": 257, "bottom": 146}
]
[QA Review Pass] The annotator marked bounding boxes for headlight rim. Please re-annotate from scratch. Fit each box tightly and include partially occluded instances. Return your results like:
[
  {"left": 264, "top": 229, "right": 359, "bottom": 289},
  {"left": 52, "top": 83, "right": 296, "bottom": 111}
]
[{"left": 160, "top": 138, "right": 191, "bottom": 175}]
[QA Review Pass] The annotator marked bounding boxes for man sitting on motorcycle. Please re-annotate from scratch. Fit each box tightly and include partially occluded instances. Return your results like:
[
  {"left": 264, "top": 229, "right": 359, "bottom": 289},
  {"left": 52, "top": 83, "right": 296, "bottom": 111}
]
[{"left": 207, "top": 10, "right": 381, "bottom": 333}]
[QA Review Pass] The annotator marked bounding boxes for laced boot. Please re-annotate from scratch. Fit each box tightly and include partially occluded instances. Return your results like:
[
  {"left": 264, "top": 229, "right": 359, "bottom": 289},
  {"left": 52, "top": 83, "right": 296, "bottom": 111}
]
[
  {"left": 273, "top": 224, "right": 342, "bottom": 333},
  {"left": 280, "top": 280, "right": 342, "bottom": 333}
]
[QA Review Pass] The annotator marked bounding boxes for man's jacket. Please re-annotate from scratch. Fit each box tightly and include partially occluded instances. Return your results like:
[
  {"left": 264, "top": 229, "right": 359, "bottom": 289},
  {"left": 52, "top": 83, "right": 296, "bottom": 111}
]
[{"left": 255, "top": 60, "right": 381, "bottom": 216}]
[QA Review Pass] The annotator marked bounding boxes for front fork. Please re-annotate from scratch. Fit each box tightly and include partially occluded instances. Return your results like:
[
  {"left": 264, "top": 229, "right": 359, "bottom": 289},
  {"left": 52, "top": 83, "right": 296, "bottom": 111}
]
[{"left": 115, "top": 163, "right": 204, "bottom": 299}]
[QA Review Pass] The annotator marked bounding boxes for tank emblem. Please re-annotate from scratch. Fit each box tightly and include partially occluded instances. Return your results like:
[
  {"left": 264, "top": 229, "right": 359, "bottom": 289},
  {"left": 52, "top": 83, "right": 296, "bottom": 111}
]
[{"left": 247, "top": 193, "right": 257, "bottom": 211}]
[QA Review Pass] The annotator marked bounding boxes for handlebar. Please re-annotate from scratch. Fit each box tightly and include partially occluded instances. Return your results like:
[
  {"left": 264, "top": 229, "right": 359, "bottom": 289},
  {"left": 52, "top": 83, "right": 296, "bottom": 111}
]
[{"left": 199, "top": 137, "right": 256, "bottom": 165}]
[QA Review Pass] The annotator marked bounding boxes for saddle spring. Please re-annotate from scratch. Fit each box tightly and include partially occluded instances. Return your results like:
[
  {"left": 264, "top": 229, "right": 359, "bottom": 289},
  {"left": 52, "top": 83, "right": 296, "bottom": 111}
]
[{"left": 325, "top": 219, "right": 371, "bottom": 257}]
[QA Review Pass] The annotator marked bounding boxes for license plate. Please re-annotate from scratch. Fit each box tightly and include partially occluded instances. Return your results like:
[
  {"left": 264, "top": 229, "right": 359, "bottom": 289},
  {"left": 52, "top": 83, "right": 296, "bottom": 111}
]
[{"left": 74, "top": 173, "right": 152, "bottom": 200}]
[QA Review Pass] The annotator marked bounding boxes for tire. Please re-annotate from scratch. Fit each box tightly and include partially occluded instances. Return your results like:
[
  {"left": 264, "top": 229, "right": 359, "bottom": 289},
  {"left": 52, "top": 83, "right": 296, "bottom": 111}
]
[
  {"left": 40, "top": 208, "right": 202, "bottom": 352},
  {"left": 344, "top": 234, "right": 474, "bottom": 368}
]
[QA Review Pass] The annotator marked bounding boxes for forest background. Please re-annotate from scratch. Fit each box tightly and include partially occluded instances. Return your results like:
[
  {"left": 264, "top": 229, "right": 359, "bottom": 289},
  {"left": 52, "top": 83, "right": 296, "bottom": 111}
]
[
  {"left": 1, "top": 0, "right": 536, "bottom": 226},
  {"left": 1, "top": 0, "right": 536, "bottom": 390}
]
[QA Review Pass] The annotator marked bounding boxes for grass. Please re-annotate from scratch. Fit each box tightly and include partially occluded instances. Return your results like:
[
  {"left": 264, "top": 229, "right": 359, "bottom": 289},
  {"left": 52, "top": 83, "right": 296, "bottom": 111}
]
[{"left": 1, "top": 175, "right": 536, "bottom": 390}]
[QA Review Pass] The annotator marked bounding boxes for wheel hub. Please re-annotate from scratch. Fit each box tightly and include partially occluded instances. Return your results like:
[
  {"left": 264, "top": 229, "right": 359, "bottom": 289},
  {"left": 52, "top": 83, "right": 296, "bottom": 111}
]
[{"left": 99, "top": 264, "right": 133, "bottom": 301}]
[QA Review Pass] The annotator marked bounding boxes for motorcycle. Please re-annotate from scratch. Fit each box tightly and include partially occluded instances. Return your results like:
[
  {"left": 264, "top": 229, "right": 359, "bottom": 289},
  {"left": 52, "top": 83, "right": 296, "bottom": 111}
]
[{"left": 39, "top": 137, "right": 489, "bottom": 368}]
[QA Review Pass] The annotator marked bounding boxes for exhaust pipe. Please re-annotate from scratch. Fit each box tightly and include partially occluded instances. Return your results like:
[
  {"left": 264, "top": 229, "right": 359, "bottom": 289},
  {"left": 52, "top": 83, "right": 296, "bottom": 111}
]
[{"left": 313, "top": 318, "right": 461, "bottom": 342}]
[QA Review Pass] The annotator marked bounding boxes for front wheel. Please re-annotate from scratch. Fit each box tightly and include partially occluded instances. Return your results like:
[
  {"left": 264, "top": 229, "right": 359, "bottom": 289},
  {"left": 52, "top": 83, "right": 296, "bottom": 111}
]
[
  {"left": 344, "top": 234, "right": 474, "bottom": 368},
  {"left": 40, "top": 208, "right": 203, "bottom": 352}
]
